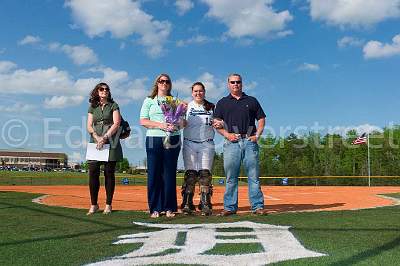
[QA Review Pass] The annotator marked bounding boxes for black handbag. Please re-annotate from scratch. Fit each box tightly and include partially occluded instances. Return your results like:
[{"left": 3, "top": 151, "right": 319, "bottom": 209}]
[
  {"left": 119, "top": 117, "right": 131, "bottom": 139},
  {"left": 96, "top": 117, "right": 131, "bottom": 140}
]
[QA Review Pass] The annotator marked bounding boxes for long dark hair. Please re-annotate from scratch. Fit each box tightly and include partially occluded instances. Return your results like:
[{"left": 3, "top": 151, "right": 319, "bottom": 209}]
[
  {"left": 191, "top": 82, "right": 214, "bottom": 111},
  {"left": 89, "top": 82, "right": 114, "bottom": 108},
  {"left": 149, "top": 73, "right": 172, "bottom": 99}
]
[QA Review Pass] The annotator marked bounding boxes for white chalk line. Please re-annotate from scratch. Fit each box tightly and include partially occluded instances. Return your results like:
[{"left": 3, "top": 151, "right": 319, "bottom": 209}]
[{"left": 32, "top": 195, "right": 50, "bottom": 205}]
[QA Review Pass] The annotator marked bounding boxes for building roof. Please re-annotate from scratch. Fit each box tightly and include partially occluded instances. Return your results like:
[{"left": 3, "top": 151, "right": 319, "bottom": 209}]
[{"left": 0, "top": 149, "right": 67, "bottom": 159}]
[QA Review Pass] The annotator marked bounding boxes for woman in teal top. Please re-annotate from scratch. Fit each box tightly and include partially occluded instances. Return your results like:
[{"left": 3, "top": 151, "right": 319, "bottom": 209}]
[
  {"left": 86, "top": 82, "right": 122, "bottom": 215},
  {"left": 140, "top": 73, "right": 182, "bottom": 218}
]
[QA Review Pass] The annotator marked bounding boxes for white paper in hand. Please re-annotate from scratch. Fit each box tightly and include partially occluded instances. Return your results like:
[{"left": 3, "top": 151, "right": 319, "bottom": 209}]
[{"left": 86, "top": 143, "right": 110, "bottom": 161}]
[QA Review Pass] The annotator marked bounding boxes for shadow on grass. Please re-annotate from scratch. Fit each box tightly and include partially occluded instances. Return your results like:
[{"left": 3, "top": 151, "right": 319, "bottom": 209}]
[
  {"left": 265, "top": 203, "right": 345, "bottom": 212},
  {"left": 294, "top": 228, "right": 400, "bottom": 233},
  {"left": 0, "top": 200, "right": 124, "bottom": 227},
  {"left": 0, "top": 199, "right": 150, "bottom": 248},
  {"left": 0, "top": 225, "right": 135, "bottom": 248},
  {"left": 211, "top": 203, "right": 345, "bottom": 212},
  {"left": 330, "top": 235, "right": 400, "bottom": 265}
]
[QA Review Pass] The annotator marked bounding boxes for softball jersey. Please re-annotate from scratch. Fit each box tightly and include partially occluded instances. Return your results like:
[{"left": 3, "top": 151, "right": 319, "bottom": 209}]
[{"left": 183, "top": 101, "right": 215, "bottom": 170}]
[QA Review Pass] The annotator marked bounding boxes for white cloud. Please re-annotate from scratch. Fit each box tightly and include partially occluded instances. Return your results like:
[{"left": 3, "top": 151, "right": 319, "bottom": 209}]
[
  {"left": 44, "top": 95, "right": 85, "bottom": 109},
  {"left": 276, "top": 30, "right": 294, "bottom": 38},
  {"left": 363, "top": 34, "right": 400, "bottom": 59},
  {"left": 201, "top": 0, "right": 293, "bottom": 39},
  {"left": 0, "top": 102, "right": 37, "bottom": 113},
  {"left": 0, "top": 61, "right": 258, "bottom": 109},
  {"left": 18, "top": 35, "right": 41, "bottom": 45},
  {"left": 235, "top": 38, "right": 254, "bottom": 47},
  {"left": 0, "top": 65, "right": 74, "bottom": 95},
  {"left": 354, "top": 124, "right": 383, "bottom": 134},
  {"left": 197, "top": 72, "right": 226, "bottom": 99},
  {"left": 175, "top": 0, "right": 194, "bottom": 15},
  {"left": 291, "top": 0, "right": 309, "bottom": 11},
  {"left": 337, "top": 36, "right": 365, "bottom": 48},
  {"left": 87, "top": 67, "right": 148, "bottom": 101},
  {"left": 61, "top": 44, "right": 98, "bottom": 65},
  {"left": 174, "top": 77, "right": 193, "bottom": 99},
  {"left": 125, "top": 78, "right": 149, "bottom": 101},
  {"left": 309, "top": 0, "right": 400, "bottom": 28},
  {"left": 73, "top": 77, "right": 102, "bottom": 96},
  {"left": 49, "top": 42, "right": 98, "bottom": 65},
  {"left": 0, "top": 61, "right": 17, "bottom": 73},
  {"left": 89, "top": 67, "right": 129, "bottom": 87},
  {"left": 0, "top": 60, "right": 150, "bottom": 109},
  {"left": 176, "top": 35, "right": 212, "bottom": 47},
  {"left": 65, "top": 0, "right": 171, "bottom": 57},
  {"left": 247, "top": 81, "right": 258, "bottom": 90},
  {"left": 18, "top": 37, "right": 98, "bottom": 66},
  {"left": 297, "top": 63, "right": 320, "bottom": 72},
  {"left": 0, "top": 62, "right": 226, "bottom": 102}
]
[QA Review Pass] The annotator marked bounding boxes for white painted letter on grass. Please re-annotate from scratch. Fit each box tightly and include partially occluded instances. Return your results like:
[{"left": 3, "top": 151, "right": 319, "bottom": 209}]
[{"left": 87, "top": 221, "right": 325, "bottom": 265}]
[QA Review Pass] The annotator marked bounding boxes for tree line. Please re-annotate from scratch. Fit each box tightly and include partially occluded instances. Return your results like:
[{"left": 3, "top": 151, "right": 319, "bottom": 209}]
[
  {"left": 212, "top": 126, "right": 400, "bottom": 183},
  {"left": 81, "top": 126, "right": 400, "bottom": 185}
]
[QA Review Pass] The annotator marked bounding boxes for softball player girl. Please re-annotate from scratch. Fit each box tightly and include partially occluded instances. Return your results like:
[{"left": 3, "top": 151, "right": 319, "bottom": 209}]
[{"left": 181, "top": 82, "right": 215, "bottom": 215}]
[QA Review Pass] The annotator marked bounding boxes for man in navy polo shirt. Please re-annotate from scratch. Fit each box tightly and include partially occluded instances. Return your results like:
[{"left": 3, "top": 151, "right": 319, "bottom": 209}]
[{"left": 213, "top": 73, "right": 265, "bottom": 216}]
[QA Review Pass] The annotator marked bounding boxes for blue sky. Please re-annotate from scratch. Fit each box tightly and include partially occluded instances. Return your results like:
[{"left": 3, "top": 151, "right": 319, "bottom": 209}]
[{"left": 0, "top": 0, "right": 400, "bottom": 166}]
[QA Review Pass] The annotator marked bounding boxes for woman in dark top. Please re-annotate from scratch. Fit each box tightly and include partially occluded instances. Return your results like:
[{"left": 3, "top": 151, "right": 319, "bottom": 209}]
[{"left": 86, "top": 82, "right": 123, "bottom": 215}]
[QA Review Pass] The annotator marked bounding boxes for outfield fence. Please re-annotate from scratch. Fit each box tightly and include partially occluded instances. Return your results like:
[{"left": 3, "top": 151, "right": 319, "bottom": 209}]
[{"left": 255, "top": 176, "right": 400, "bottom": 186}]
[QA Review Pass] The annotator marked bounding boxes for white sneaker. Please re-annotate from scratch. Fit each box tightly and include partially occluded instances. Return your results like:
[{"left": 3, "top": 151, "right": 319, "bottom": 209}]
[
  {"left": 103, "top": 204, "right": 112, "bottom": 215},
  {"left": 150, "top": 211, "right": 159, "bottom": 218},
  {"left": 166, "top": 211, "right": 176, "bottom": 218},
  {"left": 86, "top": 205, "right": 99, "bottom": 215}
]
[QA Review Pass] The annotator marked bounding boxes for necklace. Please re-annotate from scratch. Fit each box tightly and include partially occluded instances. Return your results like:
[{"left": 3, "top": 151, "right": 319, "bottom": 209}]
[{"left": 156, "top": 95, "right": 166, "bottom": 106}]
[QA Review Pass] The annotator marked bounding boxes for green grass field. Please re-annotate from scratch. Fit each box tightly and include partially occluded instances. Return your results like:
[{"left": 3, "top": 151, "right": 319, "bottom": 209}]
[
  {"left": 2, "top": 171, "right": 400, "bottom": 187},
  {"left": 0, "top": 171, "right": 148, "bottom": 186},
  {"left": 1, "top": 191, "right": 400, "bottom": 265},
  {"left": 0, "top": 171, "right": 242, "bottom": 186}
]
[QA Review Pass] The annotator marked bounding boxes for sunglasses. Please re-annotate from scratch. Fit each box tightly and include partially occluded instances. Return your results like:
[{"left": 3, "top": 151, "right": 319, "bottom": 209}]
[
  {"left": 229, "top": 80, "right": 242, "bottom": 84},
  {"left": 158, "top": 79, "right": 171, "bottom": 85},
  {"left": 98, "top": 87, "right": 110, "bottom": 92}
]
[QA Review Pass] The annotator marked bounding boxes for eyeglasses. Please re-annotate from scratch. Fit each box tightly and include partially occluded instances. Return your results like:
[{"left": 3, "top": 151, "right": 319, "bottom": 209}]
[
  {"left": 229, "top": 80, "right": 242, "bottom": 84},
  {"left": 98, "top": 87, "right": 109, "bottom": 92},
  {"left": 158, "top": 79, "right": 171, "bottom": 85}
]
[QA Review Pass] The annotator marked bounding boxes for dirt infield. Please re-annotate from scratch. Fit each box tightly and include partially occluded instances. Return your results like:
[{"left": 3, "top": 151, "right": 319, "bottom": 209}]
[{"left": 1, "top": 186, "right": 400, "bottom": 214}]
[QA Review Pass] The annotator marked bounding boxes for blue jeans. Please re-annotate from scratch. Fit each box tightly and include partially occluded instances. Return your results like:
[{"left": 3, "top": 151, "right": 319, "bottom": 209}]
[
  {"left": 146, "top": 135, "right": 181, "bottom": 214},
  {"left": 223, "top": 139, "right": 264, "bottom": 211}
]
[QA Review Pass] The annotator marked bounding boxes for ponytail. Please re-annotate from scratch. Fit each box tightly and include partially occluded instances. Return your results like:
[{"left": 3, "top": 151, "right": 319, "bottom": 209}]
[{"left": 203, "top": 99, "right": 214, "bottom": 111}]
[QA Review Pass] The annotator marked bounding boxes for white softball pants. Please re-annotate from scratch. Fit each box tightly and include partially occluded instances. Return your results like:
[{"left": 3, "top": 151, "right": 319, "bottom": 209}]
[{"left": 183, "top": 139, "right": 215, "bottom": 171}]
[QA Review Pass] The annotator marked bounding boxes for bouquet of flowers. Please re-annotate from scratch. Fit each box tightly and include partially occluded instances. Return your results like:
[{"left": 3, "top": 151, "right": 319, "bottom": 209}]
[{"left": 159, "top": 96, "right": 187, "bottom": 148}]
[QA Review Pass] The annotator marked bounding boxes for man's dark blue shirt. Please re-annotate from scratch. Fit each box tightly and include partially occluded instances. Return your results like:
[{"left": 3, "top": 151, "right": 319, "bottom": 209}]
[{"left": 214, "top": 92, "right": 265, "bottom": 136}]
